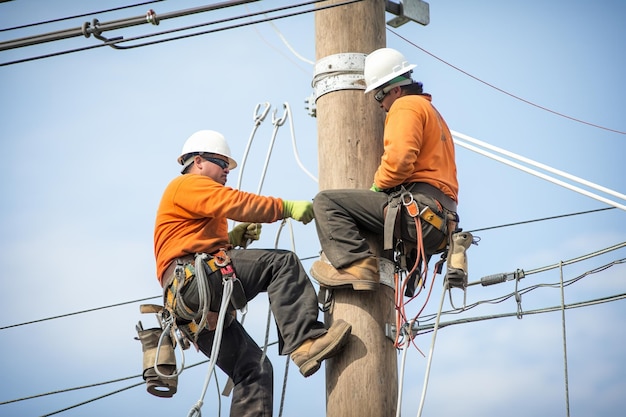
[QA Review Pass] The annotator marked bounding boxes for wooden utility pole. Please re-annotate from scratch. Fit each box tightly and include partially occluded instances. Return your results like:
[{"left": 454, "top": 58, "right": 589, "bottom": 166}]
[{"left": 314, "top": 1, "right": 397, "bottom": 416}]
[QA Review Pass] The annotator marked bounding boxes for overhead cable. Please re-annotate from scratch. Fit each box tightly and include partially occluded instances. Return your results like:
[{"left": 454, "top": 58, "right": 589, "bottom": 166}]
[
  {"left": 0, "top": 0, "right": 363, "bottom": 67},
  {"left": 0, "top": 1, "right": 166, "bottom": 33},
  {"left": 0, "top": 0, "right": 260, "bottom": 51},
  {"left": 389, "top": 29, "right": 626, "bottom": 135},
  {"left": 452, "top": 131, "right": 626, "bottom": 211},
  {"left": 0, "top": 295, "right": 159, "bottom": 330},
  {"left": 469, "top": 241, "right": 626, "bottom": 287},
  {"left": 468, "top": 207, "right": 615, "bottom": 233},
  {"left": 415, "top": 292, "right": 626, "bottom": 333}
]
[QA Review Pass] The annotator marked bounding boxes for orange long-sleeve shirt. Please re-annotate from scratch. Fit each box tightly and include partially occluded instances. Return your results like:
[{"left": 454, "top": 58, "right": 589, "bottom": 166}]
[
  {"left": 373, "top": 94, "right": 458, "bottom": 202},
  {"left": 154, "top": 174, "right": 284, "bottom": 285}
]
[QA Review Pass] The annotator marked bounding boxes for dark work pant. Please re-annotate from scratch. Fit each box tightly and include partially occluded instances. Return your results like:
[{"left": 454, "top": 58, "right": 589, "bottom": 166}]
[
  {"left": 313, "top": 189, "right": 389, "bottom": 269},
  {"left": 313, "top": 188, "right": 447, "bottom": 269},
  {"left": 185, "top": 248, "right": 326, "bottom": 417},
  {"left": 195, "top": 321, "right": 273, "bottom": 417}
]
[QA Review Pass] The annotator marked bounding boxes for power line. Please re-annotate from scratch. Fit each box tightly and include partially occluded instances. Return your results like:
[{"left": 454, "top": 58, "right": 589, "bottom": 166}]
[
  {"left": 40, "top": 382, "right": 143, "bottom": 417},
  {"left": 8, "top": 268, "right": 623, "bottom": 413},
  {"left": 468, "top": 206, "right": 615, "bottom": 233},
  {"left": 419, "top": 256, "right": 626, "bottom": 324},
  {"left": 389, "top": 28, "right": 626, "bottom": 135},
  {"left": 0, "top": 0, "right": 261, "bottom": 51},
  {"left": 0, "top": 295, "right": 159, "bottom": 330},
  {"left": 416, "top": 291, "right": 626, "bottom": 333},
  {"left": 0, "top": 208, "right": 617, "bottom": 332},
  {"left": 0, "top": 1, "right": 166, "bottom": 33},
  {"left": 0, "top": 0, "right": 362, "bottom": 67}
]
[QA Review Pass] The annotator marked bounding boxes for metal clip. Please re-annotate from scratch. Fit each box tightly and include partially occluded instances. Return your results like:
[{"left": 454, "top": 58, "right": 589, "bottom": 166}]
[
  {"left": 515, "top": 273, "right": 524, "bottom": 319},
  {"left": 401, "top": 192, "right": 419, "bottom": 217},
  {"left": 317, "top": 287, "right": 334, "bottom": 313},
  {"left": 146, "top": 9, "right": 159, "bottom": 25},
  {"left": 214, "top": 250, "right": 231, "bottom": 267}
]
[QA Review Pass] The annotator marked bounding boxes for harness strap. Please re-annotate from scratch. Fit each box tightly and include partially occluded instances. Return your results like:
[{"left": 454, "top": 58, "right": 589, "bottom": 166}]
[
  {"left": 384, "top": 188, "right": 449, "bottom": 249},
  {"left": 403, "top": 182, "right": 457, "bottom": 212},
  {"left": 384, "top": 193, "right": 403, "bottom": 250},
  {"left": 163, "top": 249, "right": 246, "bottom": 342}
]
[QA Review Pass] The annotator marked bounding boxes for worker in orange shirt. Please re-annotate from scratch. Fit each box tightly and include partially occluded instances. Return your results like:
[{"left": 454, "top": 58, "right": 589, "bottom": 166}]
[
  {"left": 154, "top": 130, "right": 351, "bottom": 416},
  {"left": 311, "top": 48, "right": 472, "bottom": 294}
]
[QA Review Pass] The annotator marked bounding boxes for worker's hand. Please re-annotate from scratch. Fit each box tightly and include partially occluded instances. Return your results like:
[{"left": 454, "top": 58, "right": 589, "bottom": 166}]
[
  {"left": 243, "top": 223, "right": 262, "bottom": 242},
  {"left": 283, "top": 200, "right": 315, "bottom": 224},
  {"left": 370, "top": 183, "right": 382, "bottom": 192},
  {"left": 228, "top": 223, "right": 261, "bottom": 248}
]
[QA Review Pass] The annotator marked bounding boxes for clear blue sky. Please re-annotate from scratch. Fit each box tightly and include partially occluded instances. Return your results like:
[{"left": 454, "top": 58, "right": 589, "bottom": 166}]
[{"left": 1, "top": 1, "right": 625, "bottom": 416}]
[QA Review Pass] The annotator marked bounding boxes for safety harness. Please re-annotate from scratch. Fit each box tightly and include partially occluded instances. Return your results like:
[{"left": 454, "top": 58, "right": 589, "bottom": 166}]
[
  {"left": 136, "top": 249, "right": 247, "bottom": 400},
  {"left": 382, "top": 183, "right": 465, "bottom": 348},
  {"left": 384, "top": 184, "right": 457, "bottom": 286}
]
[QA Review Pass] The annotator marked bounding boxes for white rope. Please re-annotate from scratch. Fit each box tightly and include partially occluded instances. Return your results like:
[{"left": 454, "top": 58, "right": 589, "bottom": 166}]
[
  {"left": 195, "top": 254, "right": 214, "bottom": 333},
  {"left": 395, "top": 337, "right": 411, "bottom": 417},
  {"left": 256, "top": 105, "right": 288, "bottom": 194},
  {"left": 284, "top": 102, "right": 318, "bottom": 183},
  {"left": 236, "top": 102, "right": 271, "bottom": 191},
  {"left": 187, "top": 277, "right": 234, "bottom": 417},
  {"left": 153, "top": 320, "right": 185, "bottom": 379},
  {"left": 451, "top": 130, "right": 626, "bottom": 202},
  {"left": 416, "top": 283, "right": 448, "bottom": 417},
  {"left": 453, "top": 137, "right": 626, "bottom": 211},
  {"left": 559, "top": 262, "right": 571, "bottom": 417}
]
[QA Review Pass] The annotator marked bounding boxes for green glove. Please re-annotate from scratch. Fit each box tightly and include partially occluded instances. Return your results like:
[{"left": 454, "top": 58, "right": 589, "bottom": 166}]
[
  {"left": 243, "top": 223, "right": 261, "bottom": 242},
  {"left": 283, "top": 200, "right": 314, "bottom": 224},
  {"left": 228, "top": 223, "right": 262, "bottom": 248},
  {"left": 370, "top": 183, "right": 382, "bottom": 192}
]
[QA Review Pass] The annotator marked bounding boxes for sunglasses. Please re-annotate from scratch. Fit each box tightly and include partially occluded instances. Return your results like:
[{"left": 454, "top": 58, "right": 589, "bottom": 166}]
[
  {"left": 203, "top": 156, "right": 229, "bottom": 170},
  {"left": 374, "top": 88, "right": 390, "bottom": 103}
]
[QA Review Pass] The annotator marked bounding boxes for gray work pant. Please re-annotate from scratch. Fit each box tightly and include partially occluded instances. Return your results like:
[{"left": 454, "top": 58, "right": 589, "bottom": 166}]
[
  {"left": 180, "top": 248, "right": 326, "bottom": 417},
  {"left": 313, "top": 188, "right": 447, "bottom": 269}
]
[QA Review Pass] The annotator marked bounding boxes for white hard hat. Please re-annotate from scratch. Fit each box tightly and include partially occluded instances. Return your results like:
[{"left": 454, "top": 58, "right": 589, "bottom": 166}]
[
  {"left": 363, "top": 48, "right": 417, "bottom": 93},
  {"left": 178, "top": 130, "right": 237, "bottom": 173}
]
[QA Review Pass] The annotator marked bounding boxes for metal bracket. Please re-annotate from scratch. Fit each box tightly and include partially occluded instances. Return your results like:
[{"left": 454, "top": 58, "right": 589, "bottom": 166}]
[
  {"left": 311, "top": 53, "right": 367, "bottom": 103},
  {"left": 379, "top": 257, "right": 396, "bottom": 290},
  {"left": 386, "top": 0, "right": 430, "bottom": 28},
  {"left": 385, "top": 321, "right": 419, "bottom": 342}
]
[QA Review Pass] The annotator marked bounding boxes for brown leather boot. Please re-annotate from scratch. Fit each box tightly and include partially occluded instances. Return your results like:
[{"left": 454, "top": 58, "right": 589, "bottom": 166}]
[
  {"left": 310, "top": 253, "right": 379, "bottom": 291},
  {"left": 291, "top": 319, "right": 352, "bottom": 377}
]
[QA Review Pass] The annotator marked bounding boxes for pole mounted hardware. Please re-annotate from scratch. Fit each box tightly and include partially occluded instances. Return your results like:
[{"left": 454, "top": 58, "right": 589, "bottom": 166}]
[{"left": 385, "top": 0, "right": 430, "bottom": 28}]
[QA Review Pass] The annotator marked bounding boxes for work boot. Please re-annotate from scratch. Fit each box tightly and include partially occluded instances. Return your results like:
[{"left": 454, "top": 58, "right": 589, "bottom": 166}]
[
  {"left": 310, "top": 253, "right": 380, "bottom": 291},
  {"left": 291, "top": 319, "right": 352, "bottom": 377},
  {"left": 445, "top": 231, "right": 473, "bottom": 289}
]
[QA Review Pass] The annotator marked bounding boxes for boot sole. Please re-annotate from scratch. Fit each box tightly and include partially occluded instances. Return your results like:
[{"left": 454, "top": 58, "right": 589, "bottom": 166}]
[
  {"left": 298, "top": 321, "right": 352, "bottom": 377},
  {"left": 310, "top": 261, "right": 379, "bottom": 291}
]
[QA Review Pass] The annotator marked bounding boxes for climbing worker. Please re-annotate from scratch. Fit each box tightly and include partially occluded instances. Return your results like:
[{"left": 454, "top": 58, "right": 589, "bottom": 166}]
[
  {"left": 310, "top": 47, "right": 472, "bottom": 292},
  {"left": 153, "top": 130, "right": 352, "bottom": 416}
]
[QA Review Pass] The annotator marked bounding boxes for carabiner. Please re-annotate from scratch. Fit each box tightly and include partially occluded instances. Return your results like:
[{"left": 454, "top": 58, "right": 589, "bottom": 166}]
[{"left": 401, "top": 192, "right": 419, "bottom": 217}]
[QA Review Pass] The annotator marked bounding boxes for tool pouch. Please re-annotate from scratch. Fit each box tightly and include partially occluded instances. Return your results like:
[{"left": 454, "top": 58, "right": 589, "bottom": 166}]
[
  {"left": 136, "top": 321, "right": 178, "bottom": 398},
  {"left": 445, "top": 231, "right": 473, "bottom": 289}
]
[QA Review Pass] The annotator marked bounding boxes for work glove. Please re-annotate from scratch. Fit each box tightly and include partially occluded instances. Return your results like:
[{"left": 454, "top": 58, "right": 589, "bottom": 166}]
[
  {"left": 283, "top": 200, "right": 314, "bottom": 224},
  {"left": 228, "top": 222, "right": 262, "bottom": 248},
  {"left": 370, "top": 183, "right": 382, "bottom": 192}
]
